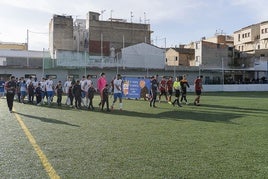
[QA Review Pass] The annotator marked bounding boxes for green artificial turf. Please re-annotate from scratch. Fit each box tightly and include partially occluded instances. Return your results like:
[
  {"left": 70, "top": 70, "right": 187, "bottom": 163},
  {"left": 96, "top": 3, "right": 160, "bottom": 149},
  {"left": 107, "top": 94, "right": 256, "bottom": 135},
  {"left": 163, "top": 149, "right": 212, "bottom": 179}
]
[{"left": 1, "top": 92, "right": 268, "bottom": 178}]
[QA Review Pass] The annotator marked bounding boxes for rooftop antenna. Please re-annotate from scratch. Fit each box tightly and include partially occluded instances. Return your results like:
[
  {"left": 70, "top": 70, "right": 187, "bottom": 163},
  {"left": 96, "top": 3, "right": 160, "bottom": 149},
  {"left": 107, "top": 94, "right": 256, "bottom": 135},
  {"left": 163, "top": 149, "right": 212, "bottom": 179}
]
[
  {"left": 130, "top": 11, "right": 134, "bottom": 23},
  {"left": 110, "top": 10, "right": 114, "bottom": 21},
  {"left": 144, "top": 12, "right": 146, "bottom": 24},
  {"left": 101, "top": 10, "right": 106, "bottom": 20}
]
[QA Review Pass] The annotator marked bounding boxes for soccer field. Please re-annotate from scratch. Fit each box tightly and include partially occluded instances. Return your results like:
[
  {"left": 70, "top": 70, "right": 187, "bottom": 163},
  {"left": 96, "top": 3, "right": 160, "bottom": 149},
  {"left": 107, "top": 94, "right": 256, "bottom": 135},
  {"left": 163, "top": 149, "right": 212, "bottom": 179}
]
[{"left": 1, "top": 92, "right": 268, "bottom": 178}]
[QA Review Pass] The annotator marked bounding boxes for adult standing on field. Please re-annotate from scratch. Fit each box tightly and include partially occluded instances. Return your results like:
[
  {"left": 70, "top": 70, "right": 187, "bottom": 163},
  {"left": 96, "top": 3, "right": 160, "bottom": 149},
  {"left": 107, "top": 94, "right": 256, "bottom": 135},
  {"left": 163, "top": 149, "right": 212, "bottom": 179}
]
[
  {"left": 166, "top": 76, "right": 173, "bottom": 104},
  {"left": 158, "top": 76, "right": 168, "bottom": 103},
  {"left": 97, "top": 72, "right": 107, "bottom": 107},
  {"left": 194, "top": 75, "right": 203, "bottom": 106},
  {"left": 73, "top": 80, "right": 82, "bottom": 109},
  {"left": 4, "top": 76, "right": 17, "bottom": 112},
  {"left": 180, "top": 75, "right": 190, "bottom": 104},
  {"left": 171, "top": 76, "right": 182, "bottom": 107},
  {"left": 111, "top": 74, "right": 123, "bottom": 110},
  {"left": 149, "top": 75, "right": 158, "bottom": 108}
]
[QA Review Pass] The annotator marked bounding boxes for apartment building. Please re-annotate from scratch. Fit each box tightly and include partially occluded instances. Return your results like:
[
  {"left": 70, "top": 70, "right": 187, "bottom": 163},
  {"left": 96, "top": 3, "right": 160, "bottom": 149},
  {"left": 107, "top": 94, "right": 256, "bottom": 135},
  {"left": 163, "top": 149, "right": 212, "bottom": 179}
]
[
  {"left": 194, "top": 40, "right": 231, "bottom": 68},
  {"left": 0, "top": 42, "right": 27, "bottom": 50},
  {"left": 233, "top": 22, "right": 268, "bottom": 79},
  {"left": 234, "top": 21, "right": 268, "bottom": 56},
  {"left": 86, "top": 11, "right": 152, "bottom": 56},
  {"left": 49, "top": 15, "right": 74, "bottom": 58},
  {"left": 165, "top": 47, "right": 195, "bottom": 66},
  {"left": 233, "top": 23, "right": 260, "bottom": 53},
  {"left": 259, "top": 21, "right": 268, "bottom": 52},
  {"left": 204, "top": 34, "right": 234, "bottom": 47}
]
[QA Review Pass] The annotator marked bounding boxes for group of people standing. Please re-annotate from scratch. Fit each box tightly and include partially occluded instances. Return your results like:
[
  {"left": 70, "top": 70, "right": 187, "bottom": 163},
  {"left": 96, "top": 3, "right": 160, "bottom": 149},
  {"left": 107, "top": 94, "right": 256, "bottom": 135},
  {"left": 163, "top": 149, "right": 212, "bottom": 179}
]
[
  {"left": 3, "top": 73, "right": 203, "bottom": 113},
  {"left": 4, "top": 75, "right": 64, "bottom": 112},
  {"left": 149, "top": 74, "right": 203, "bottom": 108}
]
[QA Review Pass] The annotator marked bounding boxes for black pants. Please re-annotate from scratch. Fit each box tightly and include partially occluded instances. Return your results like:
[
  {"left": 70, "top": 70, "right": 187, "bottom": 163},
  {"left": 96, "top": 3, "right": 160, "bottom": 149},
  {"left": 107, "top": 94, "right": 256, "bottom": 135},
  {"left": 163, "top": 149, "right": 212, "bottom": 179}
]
[
  {"left": 17, "top": 92, "right": 21, "bottom": 103},
  {"left": 150, "top": 91, "right": 157, "bottom": 107},
  {"left": 68, "top": 95, "right": 74, "bottom": 106},
  {"left": 180, "top": 92, "right": 187, "bottom": 102},
  {"left": 74, "top": 95, "right": 81, "bottom": 108},
  {"left": 101, "top": 97, "right": 109, "bottom": 110},
  {"left": 88, "top": 97, "right": 94, "bottom": 110},
  {"left": 57, "top": 95, "right": 62, "bottom": 106},
  {"left": 28, "top": 93, "right": 34, "bottom": 104},
  {"left": 6, "top": 92, "right": 15, "bottom": 111},
  {"left": 36, "top": 95, "right": 42, "bottom": 104}
]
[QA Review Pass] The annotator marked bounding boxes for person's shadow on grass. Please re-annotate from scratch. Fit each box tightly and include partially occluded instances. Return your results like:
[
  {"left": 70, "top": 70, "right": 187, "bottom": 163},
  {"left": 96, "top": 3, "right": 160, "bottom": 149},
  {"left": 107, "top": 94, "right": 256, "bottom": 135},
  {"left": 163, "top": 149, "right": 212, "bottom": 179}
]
[{"left": 14, "top": 112, "right": 80, "bottom": 127}]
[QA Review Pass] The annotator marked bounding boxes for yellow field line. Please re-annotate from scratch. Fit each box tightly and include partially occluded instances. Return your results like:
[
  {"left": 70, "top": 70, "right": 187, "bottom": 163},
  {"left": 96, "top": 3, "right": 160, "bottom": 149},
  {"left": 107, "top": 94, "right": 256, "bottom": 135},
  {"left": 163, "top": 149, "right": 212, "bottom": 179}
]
[{"left": 13, "top": 108, "right": 60, "bottom": 179}]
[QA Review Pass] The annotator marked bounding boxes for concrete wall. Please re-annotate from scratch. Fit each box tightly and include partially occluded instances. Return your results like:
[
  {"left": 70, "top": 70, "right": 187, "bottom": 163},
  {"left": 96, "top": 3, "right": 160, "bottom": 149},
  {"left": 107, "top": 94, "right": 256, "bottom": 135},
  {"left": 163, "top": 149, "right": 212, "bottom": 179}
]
[{"left": 188, "top": 84, "right": 268, "bottom": 92}]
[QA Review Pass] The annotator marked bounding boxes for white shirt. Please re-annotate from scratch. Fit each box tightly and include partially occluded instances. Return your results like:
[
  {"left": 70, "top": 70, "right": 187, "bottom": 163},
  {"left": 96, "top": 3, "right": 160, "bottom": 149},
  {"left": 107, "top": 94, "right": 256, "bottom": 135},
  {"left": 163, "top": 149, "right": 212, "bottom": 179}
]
[
  {"left": 45, "top": 79, "right": 53, "bottom": 92},
  {"left": 40, "top": 81, "right": 46, "bottom": 91},
  {"left": 113, "top": 79, "right": 123, "bottom": 93},
  {"left": 82, "top": 79, "right": 92, "bottom": 92},
  {"left": 26, "top": 78, "right": 32, "bottom": 87},
  {"left": 64, "top": 80, "right": 72, "bottom": 93}
]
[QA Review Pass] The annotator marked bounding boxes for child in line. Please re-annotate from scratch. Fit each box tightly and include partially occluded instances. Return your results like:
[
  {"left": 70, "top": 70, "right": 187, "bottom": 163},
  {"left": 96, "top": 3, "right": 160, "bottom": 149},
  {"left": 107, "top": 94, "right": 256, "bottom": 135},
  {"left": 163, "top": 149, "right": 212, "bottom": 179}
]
[
  {"left": 67, "top": 82, "right": 74, "bottom": 107},
  {"left": 87, "top": 85, "right": 96, "bottom": 110},
  {"left": 55, "top": 81, "right": 63, "bottom": 106},
  {"left": 35, "top": 83, "right": 42, "bottom": 105},
  {"left": 101, "top": 84, "right": 110, "bottom": 112}
]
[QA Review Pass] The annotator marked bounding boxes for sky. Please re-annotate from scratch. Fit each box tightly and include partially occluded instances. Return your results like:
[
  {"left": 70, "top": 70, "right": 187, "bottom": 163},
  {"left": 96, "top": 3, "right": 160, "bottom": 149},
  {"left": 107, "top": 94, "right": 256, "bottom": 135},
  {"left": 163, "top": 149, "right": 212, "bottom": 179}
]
[{"left": 1, "top": 0, "right": 268, "bottom": 51}]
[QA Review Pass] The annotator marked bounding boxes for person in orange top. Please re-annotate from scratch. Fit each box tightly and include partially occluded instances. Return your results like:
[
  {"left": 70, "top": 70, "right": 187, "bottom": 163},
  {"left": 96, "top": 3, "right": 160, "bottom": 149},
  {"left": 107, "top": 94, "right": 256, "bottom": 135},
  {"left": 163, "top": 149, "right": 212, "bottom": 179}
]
[
  {"left": 194, "top": 75, "right": 203, "bottom": 106},
  {"left": 180, "top": 75, "right": 190, "bottom": 104}
]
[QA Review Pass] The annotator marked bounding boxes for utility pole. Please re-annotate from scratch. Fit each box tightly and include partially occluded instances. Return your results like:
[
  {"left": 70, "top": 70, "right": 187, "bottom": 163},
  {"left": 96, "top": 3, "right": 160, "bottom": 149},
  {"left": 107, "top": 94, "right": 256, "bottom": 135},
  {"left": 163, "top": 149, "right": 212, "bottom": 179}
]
[{"left": 27, "top": 29, "right": 29, "bottom": 67}]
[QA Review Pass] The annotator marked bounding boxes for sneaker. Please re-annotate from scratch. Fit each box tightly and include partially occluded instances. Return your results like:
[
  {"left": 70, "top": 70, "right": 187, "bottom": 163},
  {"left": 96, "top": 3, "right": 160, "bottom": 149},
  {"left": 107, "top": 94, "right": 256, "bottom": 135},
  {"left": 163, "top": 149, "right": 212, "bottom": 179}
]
[
  {"left": 186, "top": 102, "right": 189, "bottom": 105},
  {"left": 168, "top": 101, "right": 172, "bottom": 105}
]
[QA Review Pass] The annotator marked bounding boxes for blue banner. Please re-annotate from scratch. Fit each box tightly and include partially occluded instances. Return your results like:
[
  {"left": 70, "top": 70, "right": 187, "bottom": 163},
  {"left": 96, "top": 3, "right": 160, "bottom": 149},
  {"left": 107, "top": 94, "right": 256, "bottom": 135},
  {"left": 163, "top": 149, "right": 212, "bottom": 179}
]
[{"left": 122, "top": 77, "right": 151, "bottom": 99}]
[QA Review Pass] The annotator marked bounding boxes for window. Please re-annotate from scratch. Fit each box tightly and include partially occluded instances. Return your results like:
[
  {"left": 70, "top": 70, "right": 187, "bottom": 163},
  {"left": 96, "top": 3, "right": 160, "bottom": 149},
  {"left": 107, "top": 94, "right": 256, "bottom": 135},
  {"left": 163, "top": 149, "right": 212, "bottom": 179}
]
[
  {"left": 0, "top": 74, "right": 12, "bottom": 81},
  {"left": 262, "top": 29, "right": 264, "bottom": 34},
  {"left": 25, "top": 74, "right": 36, "bottom": 78},
  {"left": 45, "top": 75, "right": 57, "bottom": 79},
  {"left": 195, "top": 42, "right": 200, "bottom": 49},
  {"left": 248, "top": 32, "right": 250, "bottom": 37},
  {"left": 68, "top": 74, "right": 79, "bottom": 80},
  {"left": 92, "top": 15, "right": 96, "bottom": 20},
  {"left": 196, "top": 56, "right": 200, "bottom": 62},
  {"left": 238, "top": 34, "right": 241, "bottom": 41}
]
